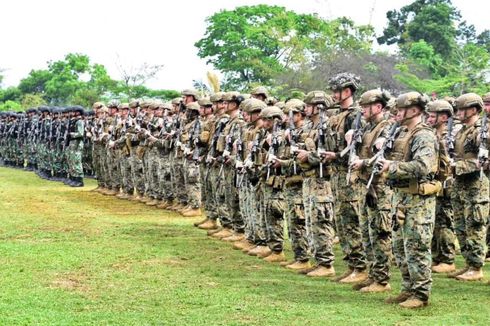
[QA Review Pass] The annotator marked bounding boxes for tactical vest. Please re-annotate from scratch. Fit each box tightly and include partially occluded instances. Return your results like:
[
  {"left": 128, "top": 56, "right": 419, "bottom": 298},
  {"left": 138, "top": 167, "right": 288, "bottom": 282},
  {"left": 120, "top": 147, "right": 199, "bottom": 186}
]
[
  {"left": 358, "top": 119, "right": 390, "bottom": 182},
  {"left": 387, "top": 122, "right": 439, "bottom": 194},
  {"left": 454, "top": 121, "right": 479, "bottom": 160}
]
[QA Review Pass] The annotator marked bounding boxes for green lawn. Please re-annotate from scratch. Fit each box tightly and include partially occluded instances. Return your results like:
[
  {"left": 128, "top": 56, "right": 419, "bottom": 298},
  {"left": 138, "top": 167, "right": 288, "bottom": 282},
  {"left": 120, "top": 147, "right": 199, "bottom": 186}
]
[{"left": 0, "top": 166, "right": 489, "bottom": 325}]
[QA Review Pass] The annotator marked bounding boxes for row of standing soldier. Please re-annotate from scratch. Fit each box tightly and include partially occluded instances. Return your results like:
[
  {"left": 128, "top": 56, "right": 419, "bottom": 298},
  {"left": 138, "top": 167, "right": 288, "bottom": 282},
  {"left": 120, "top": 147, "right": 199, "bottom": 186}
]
[{"left": 1, "top": 73, "right": 490, "bottom": 309}]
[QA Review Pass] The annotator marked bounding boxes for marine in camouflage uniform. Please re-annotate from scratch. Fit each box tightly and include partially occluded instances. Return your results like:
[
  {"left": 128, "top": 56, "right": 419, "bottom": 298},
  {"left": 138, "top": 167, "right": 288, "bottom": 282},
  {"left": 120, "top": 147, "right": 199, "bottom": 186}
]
[
  {"left": 327, "top": 73, "right": 367, "bottom": 283},
  {"left": 448, "top": 93, "right": 489, "bottom": 281},
  {"left": 279, "top": 99, "right": 312, "bottom": 270},
  {"left": 295, "top": 91, "right": 337, "bottom": 278},
  {"left": 66, "top": 106, "right": 85, "bottom": 187},
  {"left": 256, "top": 106, "right": 287, "bottom": 262},
  {"left": 382, "top": 92, "right": 437, "bottom": 309},
  {"left": 198, "top": 93, "right": 230, "bottom": 232},
  {"left": 231, "top": 98, "right": 267, "bottom": 253},
  {"left": 483, "top": 92, "right": 490, "bottom": 263},
  {"left": 113, "top": 103, "right": 134, "bottom": 199},
  {"left": 425, "top": 100, "right": 458, "bottom": 274},
  {"left": 179, "top": 101, "right": 203, "bottom": 217},
  {"left": 212, "top": 92, "right": 246, "bottom": 240},
  {"left": 350, "top": 89, "right": 394, "bottom": 292}
]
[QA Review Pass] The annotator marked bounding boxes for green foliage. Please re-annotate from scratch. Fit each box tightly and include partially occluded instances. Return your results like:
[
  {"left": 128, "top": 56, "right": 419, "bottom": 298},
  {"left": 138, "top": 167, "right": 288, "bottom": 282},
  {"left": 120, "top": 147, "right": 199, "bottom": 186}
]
[
  {"left": 0, "top": 86, "right": 22, "bottom": 103},
  {"left": 378, "top": 0, "right": 460, "bottom": 58},
  {"left": 0, "top": 100, "right": 22, "bottom": 112},
  {"left": 195, "top": 5, "right": 373, "bottom": 89},
  {"left": 20, "top": 93, "right": 47, "bottom": 108}
]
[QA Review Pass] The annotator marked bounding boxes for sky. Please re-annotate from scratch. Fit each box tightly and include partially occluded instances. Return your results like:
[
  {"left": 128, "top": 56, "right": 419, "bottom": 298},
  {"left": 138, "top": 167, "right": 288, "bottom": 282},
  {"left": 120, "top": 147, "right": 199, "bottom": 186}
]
[{"left": 0, "top": 0, "right": 488, "bottom": 91}]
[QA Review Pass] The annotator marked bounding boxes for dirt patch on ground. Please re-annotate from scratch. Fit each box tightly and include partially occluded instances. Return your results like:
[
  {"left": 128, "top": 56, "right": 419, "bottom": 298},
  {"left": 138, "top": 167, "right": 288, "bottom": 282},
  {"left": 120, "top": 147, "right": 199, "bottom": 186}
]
[{"left": 50, "top": 272, "right": 91, "bottom": 294}]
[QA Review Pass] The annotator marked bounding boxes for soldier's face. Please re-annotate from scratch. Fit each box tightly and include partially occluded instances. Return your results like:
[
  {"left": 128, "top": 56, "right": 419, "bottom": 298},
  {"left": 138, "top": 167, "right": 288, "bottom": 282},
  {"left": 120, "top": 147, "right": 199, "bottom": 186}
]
[
  {"left": 426, "top": 112, "right": 439, "bottom": 127},
  {"left": 217, "top": 101, "right": 226, "bottom": 110},
  {"left": 484, "top": 102, "right": 490, "bottom": 114},
  {"left": 305, "top": 105, "right": 314, "bottom": 117},
  {"left": 183, "top": 95, "right": 194, "bottom": 105},
  {"left": 263, "top": 118, "right": 273, "bottom": 130}
]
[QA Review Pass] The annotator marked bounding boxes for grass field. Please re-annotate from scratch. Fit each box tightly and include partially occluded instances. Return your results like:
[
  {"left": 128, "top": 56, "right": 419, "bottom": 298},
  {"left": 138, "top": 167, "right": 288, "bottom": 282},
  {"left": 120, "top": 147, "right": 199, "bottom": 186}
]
[{"left": 0, "top": 166, "right": 489, "bottom": 325}]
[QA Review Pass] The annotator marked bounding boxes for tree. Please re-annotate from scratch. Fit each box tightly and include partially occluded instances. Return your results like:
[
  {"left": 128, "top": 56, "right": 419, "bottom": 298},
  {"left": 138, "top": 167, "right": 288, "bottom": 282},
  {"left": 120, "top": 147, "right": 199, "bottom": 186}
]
[
  {"left": 21, "top": 93, "right": 46, "bottom": 108},
  {"left": 18, "top": 69, "right": 52, "bottom": 95},
  {"left": 378, "top": 0, "right": 460, "bottom": 58},
  {"left": 195, "top": 5, "right": 374, "bottom": 89},
  {"left": 116, "top": 58, "right": 164, "bottom": 98}
]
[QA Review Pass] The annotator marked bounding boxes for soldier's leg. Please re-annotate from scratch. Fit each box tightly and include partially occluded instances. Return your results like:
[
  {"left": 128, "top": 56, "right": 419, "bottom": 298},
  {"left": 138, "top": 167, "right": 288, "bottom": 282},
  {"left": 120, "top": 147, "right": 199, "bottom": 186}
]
[
  {"left": 403, "top": 196, "right": 435, "bottom": 302},
  {"left": 285, "top": 185, "right": 310, "bottom": 263},
  {"left": 264, "top": 187, "right": 285, "bottom": 254}
]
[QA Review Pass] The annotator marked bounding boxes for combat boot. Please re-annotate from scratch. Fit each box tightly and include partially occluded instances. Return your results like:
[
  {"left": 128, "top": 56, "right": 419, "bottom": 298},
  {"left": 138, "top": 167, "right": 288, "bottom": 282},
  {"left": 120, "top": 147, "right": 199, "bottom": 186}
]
[
  {"left": 105, "top": 188, "right": 118, "bottom": 196},
  {"left": 339, "top": 269, "right": 368, "bottom": 284},
  {"left": 456, "top": 267, "right": 483, "bottom": 281},
  {"left": 256, "top": 246, "right": 272, "bottom": 258},
  {"left": 198, "top": 219, "right": 218, "bottom": 230},
  {"left": 131, "top": 191, "right": 143, "bottom": 201},
  {"left": 306, "top": 265, "right": 335, "bottom": 277},
  {"left": 285, "top": 261, "right": 312, "bottom": 271},
  {"left": 353, "top": 278, "right": 374, "bottom": 291},
  {"left": 157, "top": 200, "right": 172, "bottom": 209},
  {"left": 232, "top": 239, "right": 253, "bottom": 250},
  {"left": 194, "top": 217, "right": 209, "bottom": 227},
  {"left": 333, "top": 267, "right": 354, "bottom": 282},
  {"left": 263, "top": 251, "right": 286, "bottom": 263},
  {"left": 182, "top": 208, "right": 202, "bottom": 217},
  {"left": 384, "top": 291, "right": 411, "bottom": 304},
  {"left": 447, "top": 265, "right": 469, "bottom": 278},
  {"left": 139, "top": 195, "right": 151, "bottom": 203},
  {"left": 240, "top": 242, "right": 256, "bottom": 253},
  {"left": 247, "top": 245, "right": 270, "bottom": 257},
  {"left": 360, "top": 282, "right": 392, "bottom": 293},
  {"left": 70, "top": 177, "right": 84, "bottom": 187},
  {"left": 399, "top": 296, "right": 428, "bottom": 309},
  {"left": 208, "top": 227, "right": 223, "bottom": 236},
  {"left": 146, "top": 198, "right": 159, "bottom": 206},
  {"left": 280, "top": 260, "right": 296, "bottom": 267},
  {"left": 211, "top": 228, "right": 233, "bottom": 239},
  {"left": 222, "top": 233, "right": 244, "bottom": 242},
  {"left": 432, "top": 263, "right": 456, "bottom": 273},
  {"left": 166, "top": 200, "right": 179, "bottom": 210}
]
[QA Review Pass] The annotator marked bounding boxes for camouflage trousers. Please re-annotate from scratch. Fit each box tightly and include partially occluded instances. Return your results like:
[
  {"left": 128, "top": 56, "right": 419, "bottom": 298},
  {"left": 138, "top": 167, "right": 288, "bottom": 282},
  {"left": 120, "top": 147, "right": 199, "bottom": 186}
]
[
  {"left": 223, "top": 167, "right": 243, "bottom": 233},
  {"left": 130, "top": 148, "right": 145, "bottom": 195},
  {"left": 108, "top": 149, "right": 122, "bottom": 191},
  {"left": 451, "top": 174, "right": 489, "bottom": 268},
  {"left": 184, "top": 160, "right": 202, "bottom": 209},
  {"left": 66, "top": 140, "right": 84, "bottom": 178},
  {"left": 119, "top": 154, "right": 133, "bottom": 194},
  {"left": 303, "top": 177, "right": 335, "bottom": 267},
  {"left": 284, "top": 182, "right": 310, "bottom": 262},
  {"left": 360, "top": 182, "right": 393, "bottom": 285},
  {"left": 170, "top": 154, "right": 187, "bottom": 204},
  {"left": 263, "top": 182, "right": 285, "bottom": 253},
  {"left": 145, "top": 148, "right": 161, "bottom": 198},
  {"left": 158, "top": 153, "right": 173, "bottom": 201},
  {"left": 335, "top": 171, "right": 366, "bottom": 271},
  {"left": 432, "top": 195, "right": 456, "bottom": 265},
  {"left": 392, "top": 191, "right": 435, "bottom": 302},
  {"left": 239, "top": 176, "right": 267, "bottom": 245},
  {"left": 93, "top": 142, "right": 108, "bottom": 187},
  {"left": 203, "top": 164, "right": 219, "bottom": 221}
]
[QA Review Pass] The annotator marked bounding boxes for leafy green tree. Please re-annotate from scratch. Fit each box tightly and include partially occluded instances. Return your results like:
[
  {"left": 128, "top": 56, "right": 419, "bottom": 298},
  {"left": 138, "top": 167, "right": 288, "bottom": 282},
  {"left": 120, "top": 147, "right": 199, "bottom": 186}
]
[
  {"left": 20, "top": 93, "right": 47, "bottom": 108},
  {"left": 378, "top": 0, "right": 460, "bottom": 58},
  {"left": 18, "top": 69, "right": 52, "bottom": 95},
  {"left": 0, "top": 100, "right": 22, "bottom": 112},
  {"left": 195, "top": 5, "right": 373, "bottom": 89}
]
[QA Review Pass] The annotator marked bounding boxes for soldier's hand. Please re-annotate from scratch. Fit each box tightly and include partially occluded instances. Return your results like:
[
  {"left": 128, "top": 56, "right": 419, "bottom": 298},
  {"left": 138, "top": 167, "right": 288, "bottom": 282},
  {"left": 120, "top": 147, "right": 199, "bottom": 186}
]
[
  {"left": 296, "top": 149, "right": 309, "bottom": 162},
  {"left": 272, "top": 158, "right": 282, "bottom": 169},
  {"left": 350, "top": 159, "right": 364, "bottom": 171},
  {"left": 345, "top": 129, "right": 354, "bottom": 145},
  {"left": 321, "top": 151, "right": 336, "bottom": 162},
  {"left": 378, "top": 159, "right": 392, "bottom": 173}
]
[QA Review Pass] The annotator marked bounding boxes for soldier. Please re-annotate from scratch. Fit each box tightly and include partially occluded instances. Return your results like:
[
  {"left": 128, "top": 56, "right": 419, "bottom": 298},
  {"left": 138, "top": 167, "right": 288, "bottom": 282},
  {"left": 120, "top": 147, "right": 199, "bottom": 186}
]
[
  {"left": 232, "top": 99, "right": 267, "bottom": 252},
  {"left": 113, "top": 103, "right": 134, "bottom": 200},
  {"left": 258, "top": 106, "right": 287, "bottom": 262},
  {"left": 380, "top": 92, "right": 437, "bottom": 309},
  {"left": 425, "top": 100, "right": 457, "bottom": 273},
  {"left": 295, "top": 91, "right": 337, "bottom": 277},
  {"left": 448, "top": 93, "right": 489, "bottom": 281},
  {"left": 279, "top": 99, "right": 312, "bottom": 270},
  {"left": 350, "top": 89, "right": 394, "bottom": 292},
  {"left": 325, "top": 73, "right": 367, "bottom": 283},
  {"left": 66, "top": 106, "right": 85, "bottom": 187},
  {"left": 180, "top": 101, "right": 203, "bottom": 217},
  {"left": 211, "top": 92, "right": 245, "bottom": 240}
]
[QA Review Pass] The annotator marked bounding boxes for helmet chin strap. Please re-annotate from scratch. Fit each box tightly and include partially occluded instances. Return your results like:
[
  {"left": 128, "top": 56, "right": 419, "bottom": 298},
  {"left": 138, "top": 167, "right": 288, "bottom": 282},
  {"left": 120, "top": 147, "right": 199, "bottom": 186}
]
[
  {"left": 401, "top": 108, "right": 421, "bottom": 124},
  {"left": 460, "top": 109, "right": 476, "bottom": 123}
]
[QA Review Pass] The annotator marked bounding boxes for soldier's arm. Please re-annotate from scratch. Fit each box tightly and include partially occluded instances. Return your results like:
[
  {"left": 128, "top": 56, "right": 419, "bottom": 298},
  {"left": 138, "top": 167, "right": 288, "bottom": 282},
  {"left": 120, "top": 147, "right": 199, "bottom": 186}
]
[{"left": 387, "top": 130, "right": 436, "bottom": 180}]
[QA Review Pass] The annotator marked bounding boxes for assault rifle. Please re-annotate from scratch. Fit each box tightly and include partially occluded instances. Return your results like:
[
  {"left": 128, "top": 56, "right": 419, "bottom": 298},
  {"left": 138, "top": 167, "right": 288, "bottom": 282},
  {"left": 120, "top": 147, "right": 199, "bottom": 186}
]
[
  {"left": 288, "top": 109, "right": 299, "bottom": 175},
  {"left": 340, "top": 110, "right": 363, "bottom": 185},
  {"left": 446, "top": 117, "right": 455, "bottom": 158},
  {"left": 365, "top": 122, "right": 399, "bottom": 189},
  {"left": 266, "top": 119, "right": 280, "bottom": 180},
  {"left": 317, "top": 104, "right": 327, "bottom": 178}
]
